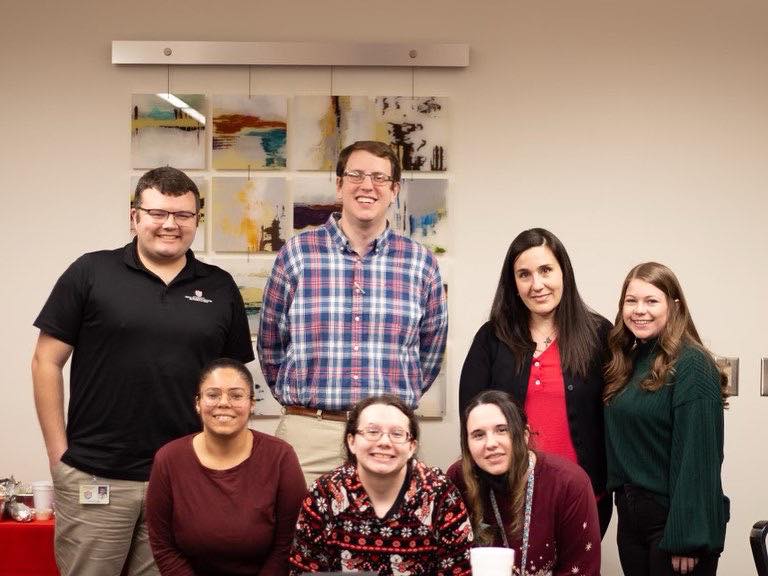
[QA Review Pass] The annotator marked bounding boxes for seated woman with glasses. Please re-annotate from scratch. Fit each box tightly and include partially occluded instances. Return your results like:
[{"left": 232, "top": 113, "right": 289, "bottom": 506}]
[
  {"left": 288, "top": 395, "right": 473, "bottom": 576},
  {"left": 447, "top": 390, "right": 600, "bottom": 576},
  {"left": 146, "top": 358, "right": 306, "bottom": 576}
]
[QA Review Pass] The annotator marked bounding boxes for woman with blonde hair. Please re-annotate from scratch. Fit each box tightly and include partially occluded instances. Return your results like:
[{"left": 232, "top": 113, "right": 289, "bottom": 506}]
[
  {"left": 604, "top": 262, "right": 729, "bottom": 575},
  {"left": 447, "top": 390, "right": 600, "bottom": 576}
]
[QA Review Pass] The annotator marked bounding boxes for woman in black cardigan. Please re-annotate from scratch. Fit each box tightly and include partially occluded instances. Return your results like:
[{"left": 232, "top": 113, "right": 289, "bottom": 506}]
[{"left": 459, "top": 227, "right": 612, "bottom": 536}]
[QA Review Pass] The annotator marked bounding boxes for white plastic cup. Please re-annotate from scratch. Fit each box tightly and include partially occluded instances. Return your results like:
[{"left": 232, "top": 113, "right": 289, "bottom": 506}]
[
  {"left": 470, "top": 547, "right": 515, "bottom": 576},
  {"left": 32, "top": 480, "right": 54, "bottom": 514}
]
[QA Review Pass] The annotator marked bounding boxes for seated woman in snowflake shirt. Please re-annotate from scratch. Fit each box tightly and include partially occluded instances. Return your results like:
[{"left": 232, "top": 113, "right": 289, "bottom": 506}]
[
  {"left": 447, "top": 390, "right": 600, "bottom": 576},
  {"left": 288, "top": 394, "right": 473, "bottom": 576}
]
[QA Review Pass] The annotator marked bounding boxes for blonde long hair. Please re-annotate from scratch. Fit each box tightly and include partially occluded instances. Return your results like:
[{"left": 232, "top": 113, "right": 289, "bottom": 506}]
[
  {"left": 460, "top": 391, "right": 531, "bottom": 544},
  {"left": 603, "top": 262, "right": 728, "bottom": 404}
]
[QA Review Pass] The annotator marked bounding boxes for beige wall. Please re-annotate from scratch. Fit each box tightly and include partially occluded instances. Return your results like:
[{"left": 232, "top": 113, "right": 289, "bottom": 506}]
[{"left": 3, "top": 1, "right": 767, "bottom": 573}]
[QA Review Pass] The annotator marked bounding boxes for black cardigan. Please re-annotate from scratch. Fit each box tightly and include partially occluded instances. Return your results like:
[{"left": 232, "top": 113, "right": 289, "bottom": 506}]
[{"left": 458, "top": 315, "right": 611, "bottom": 496}]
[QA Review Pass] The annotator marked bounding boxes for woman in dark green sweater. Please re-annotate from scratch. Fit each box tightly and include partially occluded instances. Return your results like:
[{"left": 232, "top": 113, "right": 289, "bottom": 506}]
[{"left": 603, "top": 262, "right": 729, "bottom": 576}]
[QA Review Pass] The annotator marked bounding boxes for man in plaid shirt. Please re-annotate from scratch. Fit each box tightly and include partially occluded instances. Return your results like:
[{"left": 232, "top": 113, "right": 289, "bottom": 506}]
[{"left": 258, "top": 140, "right": 448, "bottom": 485}]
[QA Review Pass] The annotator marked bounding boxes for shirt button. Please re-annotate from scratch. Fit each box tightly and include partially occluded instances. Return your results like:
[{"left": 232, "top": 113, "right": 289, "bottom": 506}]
[
  {"left": 353, "top": 345, "right": 359, "bottom": 351},
  {"left": 354, "top": 316, "right": 360, "bottom": 322},
  {"left": 567, "top": 384, "right": 574, "bottom": 391},
  {"left": 535, "top": 379, "right": 541, "bottom": 386},
  {"left": 352, "top": 374, "right": 359, "bottom": 380},
  {"left": 534, "top": 361, "right": 540, "bottom": 367}
]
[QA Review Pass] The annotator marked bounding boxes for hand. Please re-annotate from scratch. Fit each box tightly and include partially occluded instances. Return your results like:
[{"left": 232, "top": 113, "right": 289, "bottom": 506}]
[{"left": 671, "top": 555, "right": 698, "bottom": 574}]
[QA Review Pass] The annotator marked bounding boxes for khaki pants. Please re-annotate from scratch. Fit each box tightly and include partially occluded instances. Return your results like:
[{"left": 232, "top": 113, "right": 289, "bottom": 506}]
[
  {"left": 275, "top": 412, "right": 346, "bottom": 486},
  {"left": 52, "top": 462, "right": 159, "bottom": 576}
]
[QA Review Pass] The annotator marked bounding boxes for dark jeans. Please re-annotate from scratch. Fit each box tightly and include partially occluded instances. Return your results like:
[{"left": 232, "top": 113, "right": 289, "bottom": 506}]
[{"left": 615, "top": 485, "right": 719, "bottom": 576}]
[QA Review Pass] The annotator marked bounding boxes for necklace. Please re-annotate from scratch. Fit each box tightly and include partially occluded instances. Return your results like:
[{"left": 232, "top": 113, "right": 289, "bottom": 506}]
[
  {"left": 489, "top": 451, "right": 536, "bottom": 575},
  {"left": 531, "top": 326, "right": 557, "bottom": 351}
]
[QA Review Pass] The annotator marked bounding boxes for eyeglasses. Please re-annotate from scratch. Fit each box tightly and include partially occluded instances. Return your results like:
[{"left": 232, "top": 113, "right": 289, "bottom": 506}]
[
  {"left": 136, "top": 207, "right": 198, "bottom": 224},
  {"left": 356, "top": 427, "right": 412, "bottom": 444},
  {"left": 342, "top": 171, "right": 394, "bottom": 185},
  {"left": 199, "top": 388, "right": 251, "bottom": 406}
]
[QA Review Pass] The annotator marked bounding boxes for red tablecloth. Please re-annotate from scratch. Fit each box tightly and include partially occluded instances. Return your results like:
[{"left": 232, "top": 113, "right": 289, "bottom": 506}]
[{"left": 0, "top": 518, "right": 59, "bottom": 576}]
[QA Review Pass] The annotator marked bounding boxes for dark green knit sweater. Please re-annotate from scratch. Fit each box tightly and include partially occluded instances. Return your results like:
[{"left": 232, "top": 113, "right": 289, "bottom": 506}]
[{"left": 605, "top": 340, "right": 729, "bottom": 554}]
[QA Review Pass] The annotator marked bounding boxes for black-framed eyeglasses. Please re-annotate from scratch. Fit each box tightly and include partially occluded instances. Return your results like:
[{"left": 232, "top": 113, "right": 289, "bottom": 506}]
[
  {"left": 356, "top": 427, "right": 412, "bottom": 444},
  {"left": 342, "top": 171, "right": 394, "bottom": 185},
  {"left": 136, "top": 207, "right": 198, "bottom": 224}
]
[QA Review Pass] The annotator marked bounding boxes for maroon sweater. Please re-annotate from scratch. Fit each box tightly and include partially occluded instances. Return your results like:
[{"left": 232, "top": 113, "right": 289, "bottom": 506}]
[
  {"left": 447, "top": 452, "right": 601, "bottom": 576},
  {"left": 146, "top": 430, "right": 306, "bottom": 576}
]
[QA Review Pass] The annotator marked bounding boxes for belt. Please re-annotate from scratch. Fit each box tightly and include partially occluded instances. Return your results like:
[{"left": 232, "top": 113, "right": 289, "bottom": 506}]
[{"left": 284, "top": 405, "right": 349, "bottom": 422}]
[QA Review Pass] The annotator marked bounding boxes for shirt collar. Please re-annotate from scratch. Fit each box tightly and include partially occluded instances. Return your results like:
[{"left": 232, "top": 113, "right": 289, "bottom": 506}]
[
  {"left": 325, "top": 212, "right": 392, "bottom": 256},
  {"left": 123, "top": 238, "right": 209, "bottom": 280}
]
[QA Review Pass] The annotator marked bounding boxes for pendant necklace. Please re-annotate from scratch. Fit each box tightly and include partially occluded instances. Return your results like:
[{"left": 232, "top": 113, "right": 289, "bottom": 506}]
[{"left": 532, "top": 327, "right": 557, "bottom": 351}]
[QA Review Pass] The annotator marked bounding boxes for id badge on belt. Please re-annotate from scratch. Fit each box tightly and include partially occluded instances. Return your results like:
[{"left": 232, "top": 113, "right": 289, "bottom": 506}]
[{"left": 79, "top": 482, "right": 110, "bottom": 504}]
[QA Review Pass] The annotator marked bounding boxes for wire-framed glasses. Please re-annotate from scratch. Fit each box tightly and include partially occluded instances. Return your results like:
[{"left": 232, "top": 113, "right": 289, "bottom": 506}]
[
  {"left": 342, "top": 171, "right": 394, "bottom": 185},
  {"left": 356, "top": 427, "right": 412, "bottom": 444}
]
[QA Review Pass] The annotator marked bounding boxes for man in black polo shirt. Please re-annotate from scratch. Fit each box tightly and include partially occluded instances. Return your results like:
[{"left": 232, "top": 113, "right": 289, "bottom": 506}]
[{"left": 31, "top": 167, "right": 254, "bottom": 576}]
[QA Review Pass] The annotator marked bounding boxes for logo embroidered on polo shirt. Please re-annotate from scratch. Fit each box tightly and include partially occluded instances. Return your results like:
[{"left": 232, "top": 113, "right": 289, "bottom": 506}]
[{"left": 184, "top": 290, "right": 213, "bottom": 304}]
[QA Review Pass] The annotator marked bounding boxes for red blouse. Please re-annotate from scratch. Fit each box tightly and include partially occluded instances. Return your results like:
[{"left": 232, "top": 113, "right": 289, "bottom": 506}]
[{"left": 524, "top": 340, "right": 579, "bottom": 464}]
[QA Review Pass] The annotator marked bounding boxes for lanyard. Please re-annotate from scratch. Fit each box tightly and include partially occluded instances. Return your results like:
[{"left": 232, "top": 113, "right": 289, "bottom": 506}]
[{"left": 489, "top": 451, "right": 535, "bottom": 576}]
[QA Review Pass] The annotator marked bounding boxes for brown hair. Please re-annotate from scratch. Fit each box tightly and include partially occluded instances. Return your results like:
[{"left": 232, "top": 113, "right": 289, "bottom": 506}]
[
  {"left": 335, "top": 140, "right": 401, "bottom": 184},
  {"left": 603, "top": 262, "right": 728, "bottom": 404},
  {"left": 343, "top": 395, "right": 418, "bottom": 464},
  {"left": 134, "top": 166, "right": 201, "bottom": 212},
  {"left": 460, "top": 390, "right": 531, "bottom": 543}
]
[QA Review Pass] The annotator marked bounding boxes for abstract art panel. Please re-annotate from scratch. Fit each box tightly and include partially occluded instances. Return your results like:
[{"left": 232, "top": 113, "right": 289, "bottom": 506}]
[
  {"left": 290, "top": 96, "right": 374, "bottom": 170},
  {"left": 209, "top": 257, "right": 274, "bottom": 335},
  {"left": 211, "top": 177, "right": 289, "bottom": 253},
  {"left": 390, "top": 178, "right": 448, "bottom": 254},
  {"left": 212, "top": 95, "right": 287, "bottom": 170},
  {"left": 131, "top": 94, "right": 206, "bottom": 169},
  {"left": 129, "top": 175, "right": 208, "bottom": 253},
  {"left": 374, "top": 96, "right": 448, "bottom": 172},
  {"left": 292, "top": 177, "right": 341, "bottom": 235}
]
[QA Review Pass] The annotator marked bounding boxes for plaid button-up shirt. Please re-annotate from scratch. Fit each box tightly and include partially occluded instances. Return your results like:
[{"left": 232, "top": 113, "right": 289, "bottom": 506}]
[{"left": 257, "top": 214, "right": 447, "bottom": 410}]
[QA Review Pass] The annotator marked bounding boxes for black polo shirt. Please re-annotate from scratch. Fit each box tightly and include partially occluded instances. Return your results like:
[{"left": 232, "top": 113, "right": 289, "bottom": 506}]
[{"left": 34, "top": 240, "right": 254, "bottom": 481}]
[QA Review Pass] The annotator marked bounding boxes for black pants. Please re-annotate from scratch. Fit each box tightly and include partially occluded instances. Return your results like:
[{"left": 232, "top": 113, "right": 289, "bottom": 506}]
[{"left": 615, "top": 486, "right": 719, "bottom": 576}]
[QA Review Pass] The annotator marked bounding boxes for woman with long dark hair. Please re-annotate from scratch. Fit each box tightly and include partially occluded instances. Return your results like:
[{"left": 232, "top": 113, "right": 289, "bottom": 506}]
[
  {"left": 447, "top": 390, "right": 600, "bottom": 575},
  {"left": 459, "top": 228, "right": 612, "bottom": 534},
  {"left": 604, "top": 262, "right": 729, "bottom": 575}
]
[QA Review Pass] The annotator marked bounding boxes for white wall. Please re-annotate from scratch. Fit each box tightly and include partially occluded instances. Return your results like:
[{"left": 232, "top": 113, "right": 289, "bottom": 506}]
[{"left": 2, "top": 1, "right": 767, "bottom": 573}]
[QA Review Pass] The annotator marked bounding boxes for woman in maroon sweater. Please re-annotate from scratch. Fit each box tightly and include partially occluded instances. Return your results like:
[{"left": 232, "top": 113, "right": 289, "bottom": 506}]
[
  {"left": 146, "top": 358, "right": 306, "bottom": 576},
  {"left": 447, "top": 390, "right": 600, "bottom": 576}
]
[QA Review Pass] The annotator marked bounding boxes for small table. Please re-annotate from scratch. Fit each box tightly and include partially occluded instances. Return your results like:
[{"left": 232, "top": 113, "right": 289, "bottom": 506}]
[{"left": 0, "top": 518, "right": 59, "bottom": 576}]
